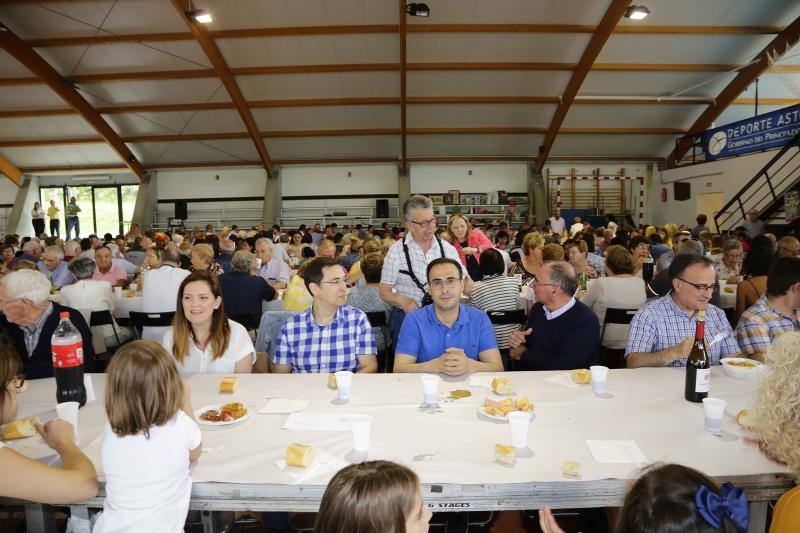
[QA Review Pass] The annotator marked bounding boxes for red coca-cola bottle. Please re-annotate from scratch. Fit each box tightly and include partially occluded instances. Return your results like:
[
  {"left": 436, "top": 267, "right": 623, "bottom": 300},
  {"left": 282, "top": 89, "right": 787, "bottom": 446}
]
[{"left": 51, "top": 312, "right": 86, "bottom": 406}]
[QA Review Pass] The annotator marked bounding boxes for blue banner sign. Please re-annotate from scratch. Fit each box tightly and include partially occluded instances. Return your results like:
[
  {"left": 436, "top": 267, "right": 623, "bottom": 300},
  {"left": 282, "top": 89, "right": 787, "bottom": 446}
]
[{"left": 703, "top": 103, "right": 800, "bottom": 161}]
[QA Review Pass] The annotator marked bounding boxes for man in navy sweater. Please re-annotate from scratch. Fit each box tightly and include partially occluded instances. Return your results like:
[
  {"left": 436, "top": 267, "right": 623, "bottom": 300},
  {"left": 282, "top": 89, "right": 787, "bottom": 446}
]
[{"left": 509, "top": 261, "right": 600, "bottom": 370}]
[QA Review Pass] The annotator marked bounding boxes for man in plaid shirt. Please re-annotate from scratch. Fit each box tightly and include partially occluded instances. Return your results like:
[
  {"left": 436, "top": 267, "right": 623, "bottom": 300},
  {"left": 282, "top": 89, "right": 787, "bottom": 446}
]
[
  {"left": 273, "top": 257, "right": 378, "bottom": 374},
  {"left": 627, "top": 254, "right": 741, "bottom": 367},
  {"left": 736, "top": 257, "right": 800, "bottom": 362}
]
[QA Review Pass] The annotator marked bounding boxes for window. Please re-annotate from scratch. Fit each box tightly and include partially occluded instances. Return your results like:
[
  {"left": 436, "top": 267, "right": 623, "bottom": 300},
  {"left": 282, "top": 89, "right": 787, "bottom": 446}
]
[{"left": 41, "top": 184, "right": 139, "bottom": 236}]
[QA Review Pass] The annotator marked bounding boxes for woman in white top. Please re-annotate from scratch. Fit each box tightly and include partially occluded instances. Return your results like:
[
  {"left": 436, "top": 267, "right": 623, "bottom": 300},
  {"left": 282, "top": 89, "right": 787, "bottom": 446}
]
[
  {"left": 579, "top": 245, "right": 646, "bottom": 350},
  {"left": 162, "top": 270, "right": 255, "bottom": 374},
  {"left": 0, "top": 344, "right": 98, "bottom": 504},
  {"left": 31, "top": 202, "right": 46, "bottom": 236}
]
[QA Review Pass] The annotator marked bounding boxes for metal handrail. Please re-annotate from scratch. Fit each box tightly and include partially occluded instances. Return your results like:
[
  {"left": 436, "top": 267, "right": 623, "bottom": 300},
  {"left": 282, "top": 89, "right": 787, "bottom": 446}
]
[{"left": 714, "top": 129, "right": 800, "bottom": 233}]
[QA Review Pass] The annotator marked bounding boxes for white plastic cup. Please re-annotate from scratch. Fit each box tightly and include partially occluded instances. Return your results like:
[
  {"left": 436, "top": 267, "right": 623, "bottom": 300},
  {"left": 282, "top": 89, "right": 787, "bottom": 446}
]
[
  {"left": 129, "top": 283, "right": 138, "bottom": 292},
  {"left": 350, "top": 415, "right": 372, "bottom": 452},
  {"left": 56, "top": 401, "right": 80, "bottom": 441},
  {"left": 114, "top": 286, "right": 123, "bottom": 298},
  {"left": 506, "top": 411, "right": 531, "bottom": 448},
  {"left": 590, "top": 365, "right": 609, "bottom": 394},
  {"left": 335, "top": 371, "right": 353, "bottom": 401},
  {"left": 254, "top": 257, "right": 263, "bottom": 270},
  {"left": 421, "top": 374, "right": 440, "bottom": 405},
  {"left": 702, "top": 397, "right": 727, "bottom": 433}
]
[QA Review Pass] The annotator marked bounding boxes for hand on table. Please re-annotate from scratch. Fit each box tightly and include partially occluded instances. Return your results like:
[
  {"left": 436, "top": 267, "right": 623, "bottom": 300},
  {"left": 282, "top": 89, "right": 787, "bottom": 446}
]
[
  {"left": 35, "top": 420, "right": 76, "bottom": 453},
  {"left": 440, "top": 348, "right": 469, "bottom": 376}
]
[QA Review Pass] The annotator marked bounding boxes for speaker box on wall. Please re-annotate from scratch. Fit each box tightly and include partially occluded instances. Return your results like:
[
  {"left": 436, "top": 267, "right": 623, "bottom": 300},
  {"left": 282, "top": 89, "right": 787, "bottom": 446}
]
[
  {"left": 376, "top": 199, "right": 389, "bottom": 218},
  {"left": 174, "top": 200, "right": 188, "bottom": 219},
  {"left": 674, "top": 182, "right": 691, "bottom": 201}
]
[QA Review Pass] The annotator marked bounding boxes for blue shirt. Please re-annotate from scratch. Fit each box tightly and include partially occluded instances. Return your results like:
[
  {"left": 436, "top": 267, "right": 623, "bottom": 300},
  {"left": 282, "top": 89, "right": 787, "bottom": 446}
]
[
  {"left": 395, "top": 304, "right": 498, "bottom": 363},
  {"left": 38, "top": 260, "right": 75, "bottom": 288}
]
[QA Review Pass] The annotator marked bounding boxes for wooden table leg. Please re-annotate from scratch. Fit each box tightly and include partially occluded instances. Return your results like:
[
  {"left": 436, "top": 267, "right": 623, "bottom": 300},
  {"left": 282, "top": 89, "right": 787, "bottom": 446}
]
[
  {"left": 24, "top": 503, "right": 56, "bottom": 533},
  {"left": 748, "top": 501, "right": 768, "bottom": 533}
]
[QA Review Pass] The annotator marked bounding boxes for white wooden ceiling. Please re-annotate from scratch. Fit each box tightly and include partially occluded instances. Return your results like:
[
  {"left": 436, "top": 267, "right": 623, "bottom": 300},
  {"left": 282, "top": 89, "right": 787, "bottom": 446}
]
[{"left": 0, "top": 0, "right": 797, "bottom": 174}]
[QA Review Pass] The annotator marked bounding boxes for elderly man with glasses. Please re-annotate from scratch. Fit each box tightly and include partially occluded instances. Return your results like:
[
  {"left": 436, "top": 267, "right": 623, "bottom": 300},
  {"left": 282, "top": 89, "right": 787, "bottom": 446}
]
[
  {"left": 0, "top": 269, "right": 94, "bottom": 379},
  {"left": 508, "top": 261, "right": 600, "bottom": 371},
  {"left": 626, "top": 254, "right": 741, "bottom": 368},
  {"left": 379, "top": 195, "right": 472, "bottom": 350},
  {"left": 394, "top": 258, "right": 502, "bottom": 375},
  {"left": 273, "top": 257, "right": 377, "bottom": 374}
]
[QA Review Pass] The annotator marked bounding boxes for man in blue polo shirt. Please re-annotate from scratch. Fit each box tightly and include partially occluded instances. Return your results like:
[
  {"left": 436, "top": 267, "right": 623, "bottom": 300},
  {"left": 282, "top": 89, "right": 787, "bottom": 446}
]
[{"left": 394, "top": 258, "right": 503, "bottom": 375}]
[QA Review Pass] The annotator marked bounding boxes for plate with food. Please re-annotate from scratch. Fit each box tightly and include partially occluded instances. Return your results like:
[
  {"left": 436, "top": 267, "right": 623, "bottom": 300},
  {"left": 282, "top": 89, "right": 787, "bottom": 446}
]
[
  {"left": 195, "top": 402, "right": 251, "bottom": 428},
  {"left": 478, "top": 396, "right": 535, "bottom": 422},
  {"left": 721, "top": 358, "right": 763, "bottom": 379}
]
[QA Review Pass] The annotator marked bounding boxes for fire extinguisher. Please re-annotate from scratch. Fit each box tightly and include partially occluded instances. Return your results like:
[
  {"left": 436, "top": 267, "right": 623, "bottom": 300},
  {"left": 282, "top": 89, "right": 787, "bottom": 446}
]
[{"left": 661, "top": 187, "right": 667, "bottom": 202}]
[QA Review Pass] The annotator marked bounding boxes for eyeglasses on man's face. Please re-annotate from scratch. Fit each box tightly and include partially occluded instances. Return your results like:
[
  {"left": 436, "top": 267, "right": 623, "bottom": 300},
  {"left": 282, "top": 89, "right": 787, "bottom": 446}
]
[
  {"left": 429, "top": 277, "right": 460, "bottom": 290},
  {"left": 318, "top": 277, "right": 347, "bottom": 287},
  {"left": 678, "top": 278, "right": 718, "bottom": 294},
  {"left": 408, "top": 218, "right": 437, "bottom": 228}
]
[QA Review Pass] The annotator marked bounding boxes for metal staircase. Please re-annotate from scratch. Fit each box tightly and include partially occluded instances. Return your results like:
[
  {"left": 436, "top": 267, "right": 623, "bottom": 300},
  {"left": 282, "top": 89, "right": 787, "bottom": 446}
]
[{"left": 714, "top": 129, "right": 800, "bottom": 234}]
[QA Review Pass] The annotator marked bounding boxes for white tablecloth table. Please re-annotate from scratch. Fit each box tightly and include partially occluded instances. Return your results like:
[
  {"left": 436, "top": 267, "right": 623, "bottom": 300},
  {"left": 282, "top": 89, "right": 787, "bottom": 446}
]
[
  {"left": 50, "top": 292, "right": 143, "bottom": 319},
  {"left": 9, "top": 368, "right": 790, "bottom": 532}
]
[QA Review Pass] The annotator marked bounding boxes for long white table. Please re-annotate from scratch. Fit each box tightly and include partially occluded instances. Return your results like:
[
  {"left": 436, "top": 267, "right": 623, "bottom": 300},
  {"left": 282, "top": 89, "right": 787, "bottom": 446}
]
[{"left": 8, "top": 368, "right": 791, "bottom": 532}]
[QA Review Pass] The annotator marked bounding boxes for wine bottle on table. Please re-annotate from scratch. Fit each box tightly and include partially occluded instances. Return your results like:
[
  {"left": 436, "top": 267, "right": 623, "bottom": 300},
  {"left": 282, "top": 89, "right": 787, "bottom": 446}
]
[{"left": 684, "top": 310, "right": 710, "bottom": 403}]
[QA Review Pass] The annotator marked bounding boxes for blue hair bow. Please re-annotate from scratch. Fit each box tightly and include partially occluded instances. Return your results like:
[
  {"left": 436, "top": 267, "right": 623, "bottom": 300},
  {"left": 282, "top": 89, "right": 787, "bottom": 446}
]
[{"left": 695, "top": 482, "right": 749, "bottom": 531}]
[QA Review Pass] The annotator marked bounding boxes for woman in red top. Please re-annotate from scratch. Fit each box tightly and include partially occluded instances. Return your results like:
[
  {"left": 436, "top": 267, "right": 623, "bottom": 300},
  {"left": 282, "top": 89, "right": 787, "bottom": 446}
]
[{"left": 447, "top": 214, "right": 494, "bottom": 281}]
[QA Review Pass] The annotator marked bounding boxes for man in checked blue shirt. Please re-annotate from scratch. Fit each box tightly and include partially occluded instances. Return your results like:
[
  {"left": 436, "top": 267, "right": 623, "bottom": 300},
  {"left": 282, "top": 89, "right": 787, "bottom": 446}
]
[
  {"left": 273, "top": 257, "right": 378, "bottom": 374},
  {"left": 626, "top": 254, "right": 742, "bottom": 367}
]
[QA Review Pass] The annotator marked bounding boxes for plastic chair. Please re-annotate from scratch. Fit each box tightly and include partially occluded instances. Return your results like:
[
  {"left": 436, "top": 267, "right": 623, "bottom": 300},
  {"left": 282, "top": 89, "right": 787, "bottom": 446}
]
[
  {"left": 229, "top": 313, "right": 259, "bottom": 332},
  {"left": 600, "top": 307, "right": 638, "bottom": 369},
  {"left": 365, "top": 311, "right": 391, "bottom": 373},
  {"left": 129, "top": 311, "right": 175, "bottom": 339},
  {"left": 486, "top": 308, "right": 527, "bottom": 326}
]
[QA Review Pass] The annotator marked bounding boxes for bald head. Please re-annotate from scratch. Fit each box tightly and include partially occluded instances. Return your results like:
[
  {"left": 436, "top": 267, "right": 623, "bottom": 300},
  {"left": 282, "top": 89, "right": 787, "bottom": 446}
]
[{"left": 777, "top": 236, "right": 800, "bottom": 258}]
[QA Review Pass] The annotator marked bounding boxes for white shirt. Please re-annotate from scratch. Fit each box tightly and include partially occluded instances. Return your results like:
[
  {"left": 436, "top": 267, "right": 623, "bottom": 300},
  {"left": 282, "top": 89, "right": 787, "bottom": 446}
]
[
  {"left": 544, "top": 297, "right": 576, "bottom": 321},
  {"left": 162, "top": 319, "right": 255, "bottom": 374},
  {"left": 31, "top": 207, "right": 45, "bottom": 219},
  {"left": 548, "top": 216, "right": 566, "bottom": 234},
  {"left": 259, "top": 257, "right": 290, "bottom": 285},
  {"left": 59, "top": 280, "right": 119, "bottom": 345},
  {"left": 569, "top": 222, "right": 584, "bottom": 237},
  {"left": 142, "top": 265, "right": 190, "bottom": 343},
  {"left": 580, "top": 276, "right": 647, "bottom": 349},
  {"left": 380, "top": 234, "right": 464, "bottom": 305},
  {"left": 94, "top": 411, "right": 201, "bottom": 533}
]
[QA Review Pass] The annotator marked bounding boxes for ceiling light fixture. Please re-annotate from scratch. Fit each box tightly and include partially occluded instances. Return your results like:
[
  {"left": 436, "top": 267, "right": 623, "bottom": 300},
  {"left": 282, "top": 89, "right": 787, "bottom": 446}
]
[
  {"left": 624, "top": 5, "right": 650, "bottom": 20},
  {"left": 186, "top": 8, "right": 213, "bottom": 24},
  {"left": 405, "top": 3, "right": 430, "bottom": 17}
]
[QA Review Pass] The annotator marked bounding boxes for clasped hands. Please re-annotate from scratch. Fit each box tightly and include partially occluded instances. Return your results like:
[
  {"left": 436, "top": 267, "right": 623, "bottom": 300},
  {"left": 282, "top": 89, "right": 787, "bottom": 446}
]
[
  {"left": 434, "top": 347, "right": 471, "bottom": 376},
  {"left": 508, "top": 328, "right": 532, "bottom": 360}
]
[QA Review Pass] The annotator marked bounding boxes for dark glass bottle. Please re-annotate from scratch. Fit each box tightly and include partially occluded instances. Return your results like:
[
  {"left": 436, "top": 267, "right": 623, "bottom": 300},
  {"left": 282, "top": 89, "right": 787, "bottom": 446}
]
[{"left": 684, "top": 311, "right": 710, "bottom": 403}]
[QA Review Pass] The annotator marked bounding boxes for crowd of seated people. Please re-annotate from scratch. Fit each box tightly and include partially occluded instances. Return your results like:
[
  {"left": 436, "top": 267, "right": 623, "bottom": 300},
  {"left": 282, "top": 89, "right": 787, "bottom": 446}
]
[{"left": 0, "top": 194, "right": 798, "bottom": 531}]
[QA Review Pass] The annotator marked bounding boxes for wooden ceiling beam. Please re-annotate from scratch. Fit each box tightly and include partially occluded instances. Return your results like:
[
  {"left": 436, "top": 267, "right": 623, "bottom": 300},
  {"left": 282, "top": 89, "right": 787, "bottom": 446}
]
[
  {"left": 0, "top": 25, "right": 145, "bottom": 181},
  {"left": 0, "top": 127, "right": 686, "bottom": 147},
  {"left": 731, "top": 98, "right": 800, "bottom": 106},
  {"left": 1, "top": 95, "right": 725, "bottom": 118},
  {"left": 20, "top": 23, "right": 784, "bottom": 48},
  {"left": 3, "top": 62, "right": 798, "bottom": 86},
  {"left": 19, "top": 155, "right": 664, "bottom": 173},
  {"left": 0, "top": 153, "right": 22, "bottom": 185},
  {"left": 536, "top": 0, "right": 632, "bottom": 170},
  {"left": 169, "top": 0, "right": 272, "bottom": 176},
  {"left": 666, "top": 15, "right": 800, "bottom": 168}
]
